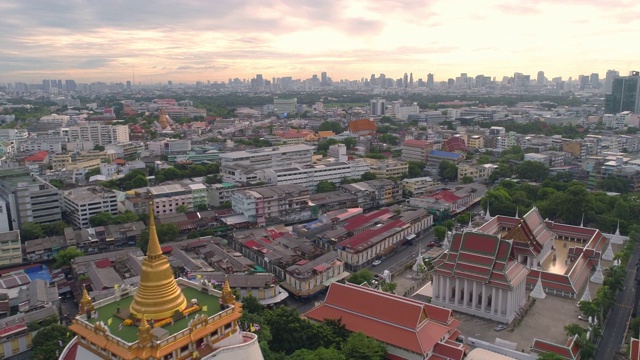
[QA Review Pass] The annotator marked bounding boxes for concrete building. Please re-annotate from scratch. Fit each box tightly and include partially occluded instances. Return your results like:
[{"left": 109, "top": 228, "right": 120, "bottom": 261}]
[
  {"left": 0, "top": 231, "right": 22, "bottom": 266},
  {"left": 0, "top": 168, "right": 62, "bottom": 229},
  {"left": 148, "top": 138, "right": 192, "bottom": 156},
  {"left": 148, "top": 184, "right": 194, "bottom": 214},
  {"left": 401, "top": 177, "right": 442, "bottom": 197},
  {"left": 605, "top": 71, "right": 640, "bottom": 114},
  {"left": 339, "top": 179, "right": 403, "bottom": 210},
  {"left": 220, "top": 145, "right": 314, "bottom": 182},
  {"left": 393, "top": 102, "right": 420, "bottom": 120},
  {"left": 466, "top": 135, "right": 485, "bottom": 149},
  {"left": 457, "top": 163, "right": 498, "bottom": 182},
  {"left": 370, "top": 97, "right": 386, "bottom": 116},
  {"left": 273, "top": 98, "right": 297, "bottom": 114},
  {"left": 258, "top": 160, "right": 370, "bottom": 192},
  {"left": 231, "top": 185, "right": 315, "bottom": 226},
  {"left": 280, "top": 251, "right": 348, "bottom": 298},
  {"left": 40, "top": 114, "right": 70, "bottom": 126},
  {"left": 21, "top": 136, "right": 67, "bottom": 154},
  {"left": 524, "top": 153, "right": 551, "bottom": 166},
  {"left": 63, "top": 123, "right": 130, "bottom": 146},
  {"left": 401, "top": 139, "right": 433, "bottom": 162},
  {"left": 61, "top": 187, "right": 118, "bottom": 228},
  {"left": 432, "top": 231, "right": 530, "bottom": 323},
  {"left": 365, "top": 158, "right": 408, "bottom": 179}
]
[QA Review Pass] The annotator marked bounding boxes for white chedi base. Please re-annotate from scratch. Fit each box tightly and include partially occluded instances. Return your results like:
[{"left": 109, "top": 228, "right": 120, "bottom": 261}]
[
  {"left": 602, "top": 243, "right": 614, "bottom": 261},
  {"left": 579, "top": 286, "right": 591, "bottom": 304},
  {"left": 590, "top": 262, "right": 604, "bottom": 284},
  {"left": 530, "top": 276, "right": 546, "bottom": 300}
]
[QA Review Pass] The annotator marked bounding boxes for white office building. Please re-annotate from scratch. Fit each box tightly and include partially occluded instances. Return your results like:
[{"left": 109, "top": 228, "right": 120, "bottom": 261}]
[
  {"left": 61, "top": 187, "right": 118, "bottom": 228},
  {"left": 220, "top": 145, "right": 314, "bottom": 182},
  {"left": 258, "top": 160, "right": 370, "bottom": 192},
  {"left": 148, "top": 138, "right": 192, "bottom": 156}
]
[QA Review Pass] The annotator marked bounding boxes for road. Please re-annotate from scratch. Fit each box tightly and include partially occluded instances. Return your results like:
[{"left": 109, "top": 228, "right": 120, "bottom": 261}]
[
  {"left": 372, "top": 226, "right": 436, "bottom": 275},
  {"left": 595, "top": 241, "right": 639, "bottom": 360}
]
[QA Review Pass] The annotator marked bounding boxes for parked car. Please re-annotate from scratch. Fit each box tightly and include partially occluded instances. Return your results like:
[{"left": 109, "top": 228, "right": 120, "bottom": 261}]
[
  {"left": 372, "top": 260, "right": 382, "bottom": 266},
  {"left": 494, "top": 324, "right": 507, "bottom": 332}
]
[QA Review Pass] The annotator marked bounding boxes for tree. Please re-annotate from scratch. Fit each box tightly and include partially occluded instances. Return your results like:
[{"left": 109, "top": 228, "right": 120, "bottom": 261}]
[
  {"left": 537, "top": 353, "right": 566, "bottom": 360},
  {"left": 42, "top": 221, "right": 68, "bottom": 236},
  {"left": 347, "top": 269, "right": 374, "bottom": 285},
  {"left": 20, "top": 222, "right": 44, "bottom": 240},
  {"left": 316, "top": 180, "right": 337, "bottom": 193},
  {"left": 360, "top": 172, "right": 377, "bottom": 181},
  {"left": 456, "top": 213, "right": 471, "bottom": 225},
  {"left": 241, "top": 294, "right": 265, "bottom": 315},
  {"left": 31, "top": 324, "right": 72, "bottom": 360},
  {"left": 378, "top": 134, "right": 399, "bottom": 145},
  {"left": 85, "top": 167, "right": 100, "bottom": 181},
  {"left": 54, "top": 247, "right": 84, "bottom": 268},
  {"left": 113, "top": 211, "right": 140, "bottom": 224},
  {"left": 443, "top": 219, "right": 455, "bottom": 231},
  {"left": 49, "top": 179, "right": 65, "bottom": 189},
  {"left": 341, "top": 332, "right": 386, "bottom": 360},
  {"left": 438, "top": 161, "right": 458, "bottom": 181},
  {"left": 288, "top": 347, "right": 345, "bottom": 360},
  {"left": 380, "top": 282, "right": 397, "bottom": 293},
  {"left": 407, "top": 161, "right": 426, "bottom": 178},
  {"left": 341, "top": 137, "right": 357, "bottom": 150},
  {"left": 461, "top": 175, "right": 474, "bottom": 184},
  {"left": 515, "top": 161, "right": 549, "bottom": 182},
  {"left": 89, "top": 212, "right": 114, "bottom": 227},
  {"left": 434, "top": 225, "right": 447, "bottom": 241},
  {"left": 176, "top": 205, "right": 188, "bottom": 213},
  {"left": 318, "top": 121, "right": 344, "bottom": 134},
  {"left": 564, "top": 323, "right": 586, "bottom": 338},
  {"left": 196, "top": 204, "right": 208, "bottom": 211},
  {"left": 630, "top": 317, "right": 640, "bottom": 339},
  {"left": 263, "top": 306, "right": 318, "bottom": 355}
]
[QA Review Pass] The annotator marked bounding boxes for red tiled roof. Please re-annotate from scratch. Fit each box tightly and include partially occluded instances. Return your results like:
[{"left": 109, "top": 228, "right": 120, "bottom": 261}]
[
  {"left": 24, "top": 150, "right": 49, "bottom": 162},
  {"left": 338, "top": 219, "right": 406, "bottom": 251},
  {"left": 348, "top": 119, "right": 377, "bottom": 135},
  {"left": 431, "top": 342, "right": 465, "bottom": 360},
  {"left": 531, "top": 336, "right": 579, "bottom": 359},
  {"left": 402, "top": 139, "right": 431, "bottom": 148},
  {"left": 304, "top": 283, "right": 458, "bottom": 356},
  {"left": 94, "top": 259, "right": 112, "bottom": 269},
  {"left": 344, "top": 208, "right": 391, "bottom": 232},
  {"left": 441, "top": 137, "right": 467, "bottom": 153},
  {"left": 420, "top": 190, "right": 461, "bottom": 204}
]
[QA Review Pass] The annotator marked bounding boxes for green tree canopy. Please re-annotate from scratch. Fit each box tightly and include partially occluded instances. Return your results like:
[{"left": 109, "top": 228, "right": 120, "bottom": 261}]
[
  {"left": 515, "top": 161, "right": 549, "bottom": 182},
  {"left": 31, "top": 324, "right": 73, "bottom": 360},
  {"left": 316, "top": 180, "right": 337, "bottom": 193},
  {"left": 461, "top": 175, "right": 474, "bottom": 184},
  {"left": 176, "top": 205, "right": 188, "bottom": 213},
  {"left": 54, "top": 247, "right": 84, "bottom": 268},
  {"left": 288, "top": 347, "right": 346, "bottom": 360},
  {"left": 434, "top": 225, "right": 447, "bottom": 241},
  {"left": 89, "top": 212, "right": 114, "bottom": 227},
  {"left": 407, "top": 161, "right": 426, "bottom": 178},
  {"left": 341, "top": 332, "right": 386, "bottom": 360},
  {"left": 20, "top": 222, "right": 45, "bottom": 240},
  {"left": 360, "top": 172, "right": 377, "bottom": 181},
  {"left": 318, "top": 121, "right": 344, "bottom": 134},
  {"left": 438, "top": 161, "right": 458, "bottom": 181},
  {"left": 347, "top": 269, "right": 374, "bottom": 285}
]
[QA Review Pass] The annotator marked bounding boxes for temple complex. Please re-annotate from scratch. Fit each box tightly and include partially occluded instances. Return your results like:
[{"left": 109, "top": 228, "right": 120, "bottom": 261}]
[{"left": 60, "top": 200, "right": 263, "bottom": 360}]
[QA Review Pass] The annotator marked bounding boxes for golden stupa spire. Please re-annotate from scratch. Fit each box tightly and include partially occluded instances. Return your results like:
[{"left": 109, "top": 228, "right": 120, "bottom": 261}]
[
  {"left": 137, "top": 315, "right": 153, "bottom": 348},
  {"left": 221, "top": 276, "right": 236, "bottom": 305},
  {"left": 79, "top": 284, "right": 94, "bottom": 315},
  {"left": 158, "top": 107, "right": 169, "bottom": 129},
  {"left": 129, "top": 197, "right": 187, "bottom": 320}
]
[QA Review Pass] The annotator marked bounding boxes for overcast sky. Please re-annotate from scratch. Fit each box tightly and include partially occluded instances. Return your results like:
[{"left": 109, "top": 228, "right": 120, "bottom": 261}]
[{"left": 1, "top": 0, "right": 639, "bottom": 83}]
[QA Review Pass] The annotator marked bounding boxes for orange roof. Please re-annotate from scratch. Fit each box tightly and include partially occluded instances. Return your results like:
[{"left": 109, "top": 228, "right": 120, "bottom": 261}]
[
  {"left": 24, "top": 150, "right": 49, "bottom": 162},
  {"left": 304, "top": 283, "right": 459, "bottom": 356},
  {"left": 317, "top": 131, "right": 335, "bottom": 138},
  {"left": 348, "top": 119, "right": 377, "bottom": 135},
  {"left": 402, "top": 139, "right": 432, "bottom": 148}
]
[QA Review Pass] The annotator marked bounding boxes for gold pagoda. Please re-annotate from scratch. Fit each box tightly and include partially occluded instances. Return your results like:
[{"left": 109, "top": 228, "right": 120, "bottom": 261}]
[
  {"left": 129, "top": 200, "right": 187, "bottom": 320},
  {"left": 158, "top": 108, "right": 170, "bottom": 129}
]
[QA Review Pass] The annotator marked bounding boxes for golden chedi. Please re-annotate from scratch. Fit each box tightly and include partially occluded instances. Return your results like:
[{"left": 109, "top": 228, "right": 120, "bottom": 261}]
[{"left": 129, "top": 199, "right": 187, "bottom": 320}]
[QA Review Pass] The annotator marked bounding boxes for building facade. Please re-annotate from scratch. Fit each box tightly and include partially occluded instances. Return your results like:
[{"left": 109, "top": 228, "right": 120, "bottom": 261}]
[
  {"left": 61, "top": 187, "right": 118, "bottom": 228},
  {"left": 258, "top": 160, "right": 370, "bottom": 192},
  {"left": 231, "top": 185, "right": 315, "bottom": 226}
]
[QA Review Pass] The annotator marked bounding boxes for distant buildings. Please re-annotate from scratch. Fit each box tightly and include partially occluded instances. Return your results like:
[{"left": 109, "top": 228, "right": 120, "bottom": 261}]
[
  {"left": 370, "top": 97, "right": 386, "bottom": 116},
  {"left": 273, "top": 97, "right": 297, "bottom": 114},
  {"left": 605, "top": 71, "right": 640, "bottom": 114},
  {"left": 231, "top": 185, "right": 316, "bottom": 226},
  {"left": 258, "top": 160, "right": 370, "bottom": 192},
  {"left": 401, "top": 139, "right": 434, "bottom": 163},
  {"left": 148, "top": 138, "right": 192, "bottom": 156},
  {"left": 62, "top": 123, "right": 130, "bottom": 146}
]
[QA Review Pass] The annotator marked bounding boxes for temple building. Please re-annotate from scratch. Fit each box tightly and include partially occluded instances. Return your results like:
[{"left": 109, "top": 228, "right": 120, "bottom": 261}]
[
  {"left": 60, "top": 200, "right": 263, "bottom": 360},
  {"left": 432, "top": 231, "right": 530, "bottom": 323}
]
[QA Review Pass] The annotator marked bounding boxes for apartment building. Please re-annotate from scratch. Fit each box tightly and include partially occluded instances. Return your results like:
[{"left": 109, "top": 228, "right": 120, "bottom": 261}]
[
  {"left": 148, "top": 184, "right": 194, "bottom": 214},
  {"left": 148, "top": 138, "right": 192, "bottom": 156},
  {"left": 457, "top": 163, "right": 498, "bottom": 182},
  {"left": 208, "top": 183, "right": 255, "bottom": 207},
  {"left": 281, "top": 251, "right": 348, "bottom": 298},
  {"left": 20, "top": 136, "right": 67, "bottom": 154},
  {"left": 62, "top": 123, "right": 130, "bottom": 145},
  {"left": 220, "top": 145, "right": 314, "bottom": 182},
  {"left": 60, "top": 186, "right": 118, "bottom": 228},
  {"left": 365, "top": 158, "right": 408, "bottom": 179},
  {"left": 258, "top": 160, "right": 370, "bottom": 192},
  {"left": 231, "top": 185, "right": 315, "bottom": 226},
  {"left": 401, "top": 177, "right": 442, "bottom": 196},
  {"left": 467, "top": 135, "right": 485, "bottom": 149},
  {"left": 401, "top": 139, "right": 433, "bottom": 162},
  {"left": 339, "top": 179, "right": 403, "bottom": 210},
  {"left": 0, "top": 168, "right": 62, "bottom": 229},
  {"left": 40, "top": 114, "right": 70, "bottom": 126},
  {"left": 0, "top": 231, "right": 22, "bottom": 266},
  {"left": 105, "top": 141, "right": 145, "bottom": 158}
]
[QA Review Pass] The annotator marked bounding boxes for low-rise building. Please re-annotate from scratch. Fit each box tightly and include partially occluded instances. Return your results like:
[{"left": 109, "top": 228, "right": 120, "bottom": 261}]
[
  {"left": 426, "top": 150, "right": 465, "bottom": 172},
  {"left": 231, "top": 185, "right": 316, "bottom": 226},
  {"left": 0, "top": 231, "right": 22, "bottom": 266},
  {"left": 280, "top": 251, "right": 349, "bottom": 298},
  {"left": 148, "top": 184, "right": 194, "bottom": 214},
  {"left": 401, "top": 176, "right": 442, "bottom": 197},
  {"left": 457, "top": 163, "right": 498, "bottom": 182},
  {"left": 61, "top": 187, "right": 118, "bottom": 228},
  {"left": 258, "top": 160, "right": 370, "bottom": 192},
  {"left": 408, "top": 184, "right": 486, "bottom": 214},
  {"left": 401, "top": 139, "right": 433, "bottom": 162},
  {"left": 339, "top": 179, "right": 403, "bottom": 210},
  {"left": 148, "top": 138, "right": 192, "bottom": 156},
  {"left": 365, "top": 158, "right": 408, "bottom": 179},
  {"left": 308, "top": 191, "right": 358, "bottom": 212}
]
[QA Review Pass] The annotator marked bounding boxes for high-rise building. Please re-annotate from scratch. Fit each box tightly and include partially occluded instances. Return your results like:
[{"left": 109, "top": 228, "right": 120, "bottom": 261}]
[
  {"left": 605, "top": 71, "right": 640, "bottom": 114},
  {"left": 409, "top": 73, "right": 414, "bottom": 87},
  {"left": 61, "top": 200, "right": 264, "bottom": 360},
  {"left": 590, "top": 73, "right": 600, "bottom": 88},
  {"left": 255, "top": 74, "right": 264, "bottom": 88},
  {"left": 579, "top": 75, "right": 590, "bottom": 90},
  {"left": 604, "top": 70, "right": 620, "bottom": 95},
  {"left": 126, "top": 80, "right": 131, "bottom": 89},
  {"left": 42, "top": 79, "right": 51, "bottom": 90},
  {"left": 63, "top": 123, "right": 130, "bottom": 145},
  {"left": 427, "top": 73, "right": 434, "bottom": 87},
  {"left": 537, "top": 71, "right": 545, "bottom": 85},
  {"left": 403, "top": 73, "right": 408, "bottom": 87},
  {"left": 370, "top": 97, "right": 386, "bottom": 116},
  {"left": 321, "top": 71, "right": 327, "bottom": 85}
]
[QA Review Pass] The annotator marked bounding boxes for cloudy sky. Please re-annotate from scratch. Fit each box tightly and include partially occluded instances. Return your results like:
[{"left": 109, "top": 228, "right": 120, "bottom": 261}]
[{"left": 1, "top": 0, "right": 639, "bottom": 84}]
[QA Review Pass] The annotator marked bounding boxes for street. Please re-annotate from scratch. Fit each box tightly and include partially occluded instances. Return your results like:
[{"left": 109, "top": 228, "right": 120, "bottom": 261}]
[
  {"left": 595, "top": 241, "right": 640, "bottom": 360},
  {"left": 373, "top": 226, "right": 436, "bottom": 275}
]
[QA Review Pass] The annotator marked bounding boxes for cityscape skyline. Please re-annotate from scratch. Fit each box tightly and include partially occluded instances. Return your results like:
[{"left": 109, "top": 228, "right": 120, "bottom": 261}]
[{"left": 1, "top": 0, "right": 639, "bottom": 83}]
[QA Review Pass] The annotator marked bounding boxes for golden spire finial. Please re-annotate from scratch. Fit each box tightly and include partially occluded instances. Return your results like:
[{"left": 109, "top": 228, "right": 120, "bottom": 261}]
[
  {"left": 137, "top": 314, "right": 153, "bottom": 348},
  {"left": 79, "top": 284, "right": 94, "bottom": 314},
  {"left": 221, "top": 276, "right": 235, "bottom": 305},
  {"left": 146, "top": 198, "right": 162, "bottom": 258},
  {"left": 139, "top": 315, "right": 150, "bottom": 332}
]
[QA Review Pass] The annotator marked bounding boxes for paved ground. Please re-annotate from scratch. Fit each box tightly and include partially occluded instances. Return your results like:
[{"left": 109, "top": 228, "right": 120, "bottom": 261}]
[{"left": 455, "top": 291, "right": 585, "bottom": 353}]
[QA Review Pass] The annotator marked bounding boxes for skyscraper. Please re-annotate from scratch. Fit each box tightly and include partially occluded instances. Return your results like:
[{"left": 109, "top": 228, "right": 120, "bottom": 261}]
[
  {"left": 537, "top": 71, "right": 545, "bottom": 85},
  {"left": 590, "top": 73, "right": 599, "bottom": 88},
  {"left": 321, "top": 71, "right": 328, "bottom": 86},
  {"left": 427, "top": 73, "right": 434, "bottom": 87},
  {"left": 370, "top": 97, "right": 386, "bottom": 116},
  {"left": 604, "top": 70, "right": 620, "bottom": 95},
  {"left": 605, "top": 71, "right": 640, "bottom": 114},
  {"left": 409, "top": 73, "right": 414, "bottom": 87}
]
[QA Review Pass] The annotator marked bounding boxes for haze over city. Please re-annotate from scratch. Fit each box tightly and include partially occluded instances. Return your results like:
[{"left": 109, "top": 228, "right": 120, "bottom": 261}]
[{"left": 2, "top": 0, "right": 640, "bottom": 83}]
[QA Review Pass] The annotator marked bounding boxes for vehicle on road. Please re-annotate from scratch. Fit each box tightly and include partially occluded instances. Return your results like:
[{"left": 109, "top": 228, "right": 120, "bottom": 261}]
[
  {"left": 372, "top": 260, "right": 382, "bottom": 266},
  {"left": 428, "top": 242, "right": 436, "bottom": 247},
  {"left": 494, "top": 324, "right": 507, "bottom": 331},
  {"left": 578, "top": 315, "right": 589, "bottom": 321}
]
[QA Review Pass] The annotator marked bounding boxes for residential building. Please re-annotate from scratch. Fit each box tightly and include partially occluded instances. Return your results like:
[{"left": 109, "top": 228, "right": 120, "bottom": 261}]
[
  {"left": 370, "top": 97, "right": 386, "bottom": 116},
  {"left": 280, "top": 251, "right": 349, "bottom": 298},
  {"left": 393, "top": 102, "right": 420, "bottom": 120},
  {"left": 305, "top": 283, "right": 466, "bottom": 360},
  {"left": 401, "top": 139, "right": 433, "bottom": 162},
  {"left": 524, "top": 153, "right": 551, "bottom": 166},
  {"left": 0, "top": 201, "right": 9, "bottom": 232},
  {"left": 148, "top": 138, "right": 192, "bottom": 156},
  {"left": 61, "top": 187, "right": 118, "bottom": 228},
  {"left": 308, "top": 191, "right": 358, "bottom": 213},
  {"left": 0, "top": 168, "right": 62, "bottom": 229},
  {"left": 220, "top": 145, "right": 314, "bottom": 182},
  {"left": 432, "top": 231, "right": 530, "bottom": 323},
  {"left": 426, "top": 150, "right": 464, "bottom": 171},
  {"left": 402, "top": 177, "right": 442, "bottom": 196},
  {"left": 466, "top": 135, "right": 484, "bottom": 149},
  {"left": 605, "top": 71, "right": 640, "bottom": 114},
  {"left": 208, "top": 183, "right": 255, "bottom": 207},
  {"left": 0, "top": 129, "right": 28, "bottom": 146},
  {"left": 21, "top": 136, "right": 67, "bottom": 154},
  {"left": 258, "top": 160, "right": 370, "bottom": 192},
  {"left": 205, "top": 273, "right": 288, "bottom": 306},
  {"left": 409, "top": 184, "right": 486, "bottom": 214},
  {"left": 40, "top": 114, "right": 70, "bottom": 126},
  {"left": 273, "top": 97, "right": 297, "bottom": 114},
  {"left": 339, "top": 179, "right": 403, "bottom": 210},
  {"left": 327, "top": 144, "right": 347, "bottom": 161},
  {"left": 231, "top": 185, "right": 316, "bottom": 226},
  {"left": 457, "top": 163, "right": 498, "bottom": 182},
  {"left": 148, "top": 184, "right": 194, "bottom": 214},
  {"left": 188, "top": 183, "right": 208, "bottom": 209},
  {"left": 63, "top": 123, "right": 130, "bottom": 145},
  {"left": 23, "top": 150, "right": 50, "bottom": 166},
  {"left": 365, "top": 158, "right": 408, "bottom": 179},
  {"left": 1, "top": 307, "right": 59, "bottom": 359},
  {"left": 0, "top": 231, "right": 22, "bottom": 266}
]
